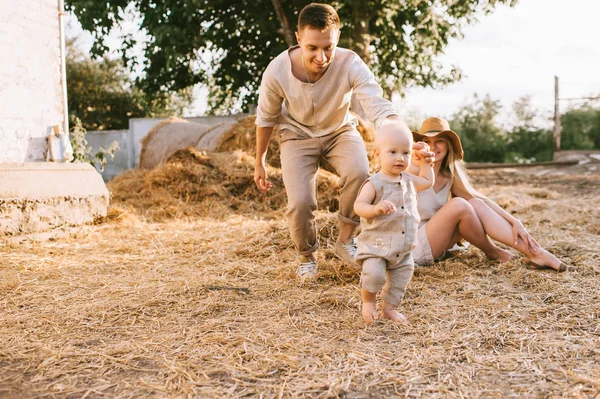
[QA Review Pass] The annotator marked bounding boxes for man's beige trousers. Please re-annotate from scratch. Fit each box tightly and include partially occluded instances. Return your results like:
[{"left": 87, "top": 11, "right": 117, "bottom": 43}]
[{"left": 279, "top": 127, "right": 370, "bottom": 256}]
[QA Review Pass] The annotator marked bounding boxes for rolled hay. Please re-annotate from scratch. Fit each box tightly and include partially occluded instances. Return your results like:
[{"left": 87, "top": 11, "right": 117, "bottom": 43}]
[
  {"left": 196, "top": 119, "right": 241, "bottom": 151},
  {"left": 215, "top": 115, "right": 282, "bottom": 168},
  {"left": 108, "top": 147, "right": 342, "bottom": 222},
  {"left": 139, "top": 117, "right": 212, "bottom": 169}
]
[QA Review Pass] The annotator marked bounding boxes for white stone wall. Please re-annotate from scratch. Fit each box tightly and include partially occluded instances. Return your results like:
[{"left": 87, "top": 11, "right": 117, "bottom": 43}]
[{"left": 0, "top": 0, "right": 64, "bottom": 162}]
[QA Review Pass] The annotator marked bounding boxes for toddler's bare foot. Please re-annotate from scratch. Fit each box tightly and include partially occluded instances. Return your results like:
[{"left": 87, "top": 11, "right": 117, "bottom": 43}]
[
  {"left": 381, "top": 308, "right": 408, "bottom": 324},
  {"left": 362, "top": 302, "right": 378, "bottom": 324}
]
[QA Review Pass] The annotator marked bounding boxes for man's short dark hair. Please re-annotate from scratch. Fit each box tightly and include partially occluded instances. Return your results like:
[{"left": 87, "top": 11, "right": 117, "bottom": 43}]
[{"left": 298, "top": 3, "right": 340, "bottom": 31}]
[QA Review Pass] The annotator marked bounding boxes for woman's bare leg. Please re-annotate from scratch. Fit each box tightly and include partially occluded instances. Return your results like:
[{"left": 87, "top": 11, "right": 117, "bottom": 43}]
[
  {"left": 425, "top": 198, "right": 513, "bottom": 261},
  {"left": 468, "top": 198, "right": 563, "bottom": 269}
]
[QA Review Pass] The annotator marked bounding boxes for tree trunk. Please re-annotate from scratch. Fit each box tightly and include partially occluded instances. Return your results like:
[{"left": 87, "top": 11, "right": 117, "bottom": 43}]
[
  {"left": 350, "top": 0, "right": 375, "bottom": 115},
  {"left": 351, "top": 0, "right": 372, "bottom": 65},
  {"left": 270, "top": 0, "right": 295, "bottom": 47}
]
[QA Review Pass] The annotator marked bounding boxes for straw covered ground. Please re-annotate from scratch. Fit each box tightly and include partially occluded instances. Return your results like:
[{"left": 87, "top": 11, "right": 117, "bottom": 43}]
[{"left": 1, "top": 119, "right": 599, "bottom": 397}]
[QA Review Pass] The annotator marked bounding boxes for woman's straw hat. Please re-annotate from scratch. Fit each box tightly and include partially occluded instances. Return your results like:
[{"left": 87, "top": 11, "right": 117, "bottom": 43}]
[{"left": 412, "top": 117, "right": 464, "bottom": 160}]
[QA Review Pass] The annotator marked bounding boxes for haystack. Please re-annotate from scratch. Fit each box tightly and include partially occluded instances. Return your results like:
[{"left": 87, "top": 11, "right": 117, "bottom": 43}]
[
  {"left": 196, "top": 120, "right": 242, "bottom": 151},
  {"left": 109, "top": 147, "right": 341, "bottom": 222}
]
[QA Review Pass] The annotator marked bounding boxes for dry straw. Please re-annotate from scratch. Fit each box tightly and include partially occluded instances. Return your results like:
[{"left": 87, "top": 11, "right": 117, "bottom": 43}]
[{"left": 0, "top": 118, "right": 599, "bottom": 397}]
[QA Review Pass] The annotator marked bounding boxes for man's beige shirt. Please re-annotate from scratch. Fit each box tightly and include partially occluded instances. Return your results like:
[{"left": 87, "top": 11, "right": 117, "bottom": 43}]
[{"left": 256, "top": 46, "right": 396, "bottom": 137}]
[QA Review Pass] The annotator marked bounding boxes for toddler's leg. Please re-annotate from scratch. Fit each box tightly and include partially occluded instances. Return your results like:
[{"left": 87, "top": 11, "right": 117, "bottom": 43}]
[
  {"left": 380, "top": 261, "right": 414, "bottom": 323},
  {"left": 361, "top": 257, "right": 386, "bottom": 324}
]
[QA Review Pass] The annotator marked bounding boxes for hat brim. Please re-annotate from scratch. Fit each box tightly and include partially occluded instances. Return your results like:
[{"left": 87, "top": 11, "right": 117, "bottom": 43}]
[{"left": 411, "top": 129, "right": 464, "bottom": 160}]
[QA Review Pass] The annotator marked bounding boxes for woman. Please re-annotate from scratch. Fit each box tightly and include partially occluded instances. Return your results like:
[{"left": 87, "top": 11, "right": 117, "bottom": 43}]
[{"left": 408, "top": 117, "right": 575, "bottom": 272}]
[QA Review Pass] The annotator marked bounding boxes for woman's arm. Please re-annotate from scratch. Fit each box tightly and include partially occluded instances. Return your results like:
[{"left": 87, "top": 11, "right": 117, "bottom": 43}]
[{"left": 407, "top": 141, "right": 432, "bottom": 177}]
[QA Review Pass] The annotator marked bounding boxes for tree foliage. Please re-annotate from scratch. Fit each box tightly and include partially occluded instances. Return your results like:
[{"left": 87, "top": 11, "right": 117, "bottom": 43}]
[
  {"left": 449, "top": 94, "right": 507, "bottom": 163},
  {"left": 561, "top": 101, "right": 600, "bottom": 150},
  {"left": 505, "top": 96, "right": 552, "bottom": 162},
  {"left": 66, "top": 38, "right": 189, "bottom": 131},
  {"left": 65, "top": 0, "right": 517, "bottom": 114},
  {"left": 447, "top": 94, "right": 600, "bottom": 164}
]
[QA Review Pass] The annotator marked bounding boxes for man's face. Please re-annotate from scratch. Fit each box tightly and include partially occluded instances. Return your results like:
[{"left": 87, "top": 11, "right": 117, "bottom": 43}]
[{"left": 296, "top": 27, "right": 340, "bottom": 74}]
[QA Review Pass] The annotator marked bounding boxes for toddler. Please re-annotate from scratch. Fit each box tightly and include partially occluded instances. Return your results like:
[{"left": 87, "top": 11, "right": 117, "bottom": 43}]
[{"left": 354, "top": 121, "right": 434, "bottom": 324}]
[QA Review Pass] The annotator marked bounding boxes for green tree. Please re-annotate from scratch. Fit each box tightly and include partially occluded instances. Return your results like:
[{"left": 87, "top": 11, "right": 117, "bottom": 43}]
[
  {"left": 66, "top": 38, "right": 190, "bottom": 131},
  {"left": 65, "top": 0, "right": 517, "bottom": 113},
  {"left": 560, "top": 100, "right": 600, "bottom": 150},
  {"left": 506, "top": 96, "right": 553, "bottom": 162},
  {"left": 450, "top": 94, "right": 507, "bottom": 163}
]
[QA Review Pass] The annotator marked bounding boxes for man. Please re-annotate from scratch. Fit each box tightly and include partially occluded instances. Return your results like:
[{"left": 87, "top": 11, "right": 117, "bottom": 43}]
[{"left": 254, "top": 3, "right": 416, "bottom": 279}]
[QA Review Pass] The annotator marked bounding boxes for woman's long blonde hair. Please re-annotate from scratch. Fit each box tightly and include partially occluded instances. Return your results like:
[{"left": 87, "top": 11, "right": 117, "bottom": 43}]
[{"left": 439, "top": 137, "right": 482, "bottom": 199}]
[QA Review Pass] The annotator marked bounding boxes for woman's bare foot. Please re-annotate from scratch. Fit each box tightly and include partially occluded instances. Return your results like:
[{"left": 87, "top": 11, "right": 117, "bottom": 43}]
[
  {"left": 362, "top": 302, "right": 378, "bottom": 324},
  {"left": 488, "top": 247, "right": 514, "bottom": 263},
  {"left": 381, "top": 301, "right": 407, "bottom": 323},
  {"left": 528, "top": 248, "right": 566, "bottom": 271}
]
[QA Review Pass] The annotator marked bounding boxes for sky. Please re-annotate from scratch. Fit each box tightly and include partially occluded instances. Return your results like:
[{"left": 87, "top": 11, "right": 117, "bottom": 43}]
[
  {"left": 67, "top": 0, "right": 600, "bottom": 123},
  {"left": 395, "top": 0, "right": 600, "bottom": 124}
]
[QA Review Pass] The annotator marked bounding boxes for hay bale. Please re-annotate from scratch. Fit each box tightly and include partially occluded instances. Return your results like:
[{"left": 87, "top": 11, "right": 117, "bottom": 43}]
[
  {"left": 139, "top": 117, "right": 212, "bottom": 169},
  {"left": 352, "top": 111, "right": 375, "bottom": 143},
  {"left": 196, "top": 120, "right": 241, "bottom": 151}
]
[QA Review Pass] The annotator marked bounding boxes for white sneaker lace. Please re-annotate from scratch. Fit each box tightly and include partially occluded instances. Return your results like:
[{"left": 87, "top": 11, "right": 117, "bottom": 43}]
[
  {"left": 343, "top": 239, "right": 358, "bottom": 258},
  {"left": 297, "top": 260, "right": 317, "bottom": 277}
]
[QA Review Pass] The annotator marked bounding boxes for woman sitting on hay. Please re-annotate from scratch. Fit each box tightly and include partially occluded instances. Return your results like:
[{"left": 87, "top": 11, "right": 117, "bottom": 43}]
[{"left": 408, "top": 117, "right": 575, "bottom": 272}]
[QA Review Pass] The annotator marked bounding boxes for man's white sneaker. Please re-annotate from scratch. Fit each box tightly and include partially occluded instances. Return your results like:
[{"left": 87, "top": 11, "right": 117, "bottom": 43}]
[
  {"left": 296, "top": 256, "right": 318, "bottom": 280},
  {"left": 334, "top": 238, "right": 358, "bottom": 265}
]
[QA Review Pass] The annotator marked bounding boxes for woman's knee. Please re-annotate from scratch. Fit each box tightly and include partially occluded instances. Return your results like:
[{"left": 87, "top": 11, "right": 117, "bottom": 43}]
[
  {"left": 447, "top": 197, "right": 475, "bottom": 217},
  {"left": 467, "top": 197, "right": 485, "bottom": 209}
]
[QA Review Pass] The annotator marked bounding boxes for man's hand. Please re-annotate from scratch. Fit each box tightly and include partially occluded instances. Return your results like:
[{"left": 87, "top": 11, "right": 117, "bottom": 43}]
[
  {"left": 254, "top": 162, "right": 272, "bottom": 192},
  {"left": 413, "top": 141, "right": 435, "bottom": 165}
]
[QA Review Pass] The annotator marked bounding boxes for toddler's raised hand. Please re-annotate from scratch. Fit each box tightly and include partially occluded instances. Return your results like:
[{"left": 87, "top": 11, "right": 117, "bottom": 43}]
[
  {"left": 376, "top": 200, "right": 397, "bottom": 215},
  {"left": 414, "top": 142, "right": 433, "bottom": 162}
]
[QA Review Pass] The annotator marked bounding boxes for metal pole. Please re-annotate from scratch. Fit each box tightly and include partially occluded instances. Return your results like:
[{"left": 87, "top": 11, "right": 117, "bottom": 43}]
[{"left": 553, "top": 75, "right": 561, "bottom": 155}]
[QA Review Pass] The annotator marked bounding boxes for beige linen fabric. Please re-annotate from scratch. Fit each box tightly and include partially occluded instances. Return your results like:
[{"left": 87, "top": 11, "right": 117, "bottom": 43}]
[
  {"left": 355, "top": 172, "right": 420, "bottom": 306},
  {"left": 413, "top": 180, "right": 452, "bottom": 265},
  {"left": 256, "top": 46, "right": 396, "bottom": 137},
  {"left": 416, "top": 179, "right": 452, "bottom": 227},
  {"left": 279, "top": 127, "right": 369, "bottom": 256}
]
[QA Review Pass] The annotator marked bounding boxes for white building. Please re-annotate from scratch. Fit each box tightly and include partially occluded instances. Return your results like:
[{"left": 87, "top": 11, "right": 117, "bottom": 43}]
[{"left": 0, "top": 0, "right": 108, "bottom": 237}]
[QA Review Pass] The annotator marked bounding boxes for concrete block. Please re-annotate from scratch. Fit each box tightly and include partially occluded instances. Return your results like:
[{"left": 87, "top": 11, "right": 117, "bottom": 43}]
[{"left": 0, "top": 162, "right": 109, "bottom": 236}]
